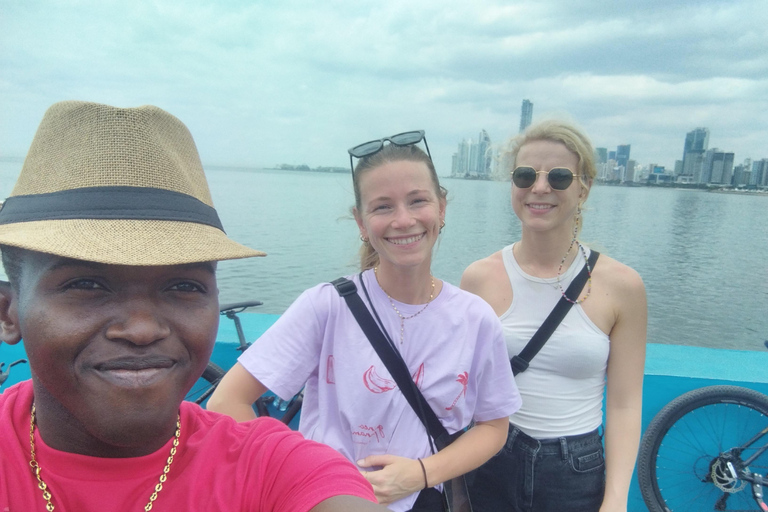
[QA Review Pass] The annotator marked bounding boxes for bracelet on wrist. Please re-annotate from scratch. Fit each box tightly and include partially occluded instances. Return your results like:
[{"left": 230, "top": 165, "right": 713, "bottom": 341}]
[{"left": 417, "top": 458, "right": 428, "bottom": 489}]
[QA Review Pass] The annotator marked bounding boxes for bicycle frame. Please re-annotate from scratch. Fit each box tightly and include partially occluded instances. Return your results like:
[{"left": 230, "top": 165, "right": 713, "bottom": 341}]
[{"left": 740, "top": 425, "right": 768, "bottom": 468}]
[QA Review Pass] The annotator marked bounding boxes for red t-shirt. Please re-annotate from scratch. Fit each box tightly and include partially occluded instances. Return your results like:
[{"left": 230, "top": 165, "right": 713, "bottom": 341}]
[{"left": 0, "top": 381, "right": 375, "bottom": 511}]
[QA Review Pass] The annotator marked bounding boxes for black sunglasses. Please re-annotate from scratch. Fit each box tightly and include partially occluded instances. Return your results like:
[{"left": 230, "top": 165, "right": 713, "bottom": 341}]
[
  {"left": 511, "top": 166, "right": 581, "bottom": 191},
  {"left": 347, "top": 130, "right": 431, "bottom": 173}
]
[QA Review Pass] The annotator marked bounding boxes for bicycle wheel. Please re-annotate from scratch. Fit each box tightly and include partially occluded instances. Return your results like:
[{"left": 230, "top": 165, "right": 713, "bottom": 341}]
[
  {"left": 637, "top": 385, "right": 768, "bottom": 512},
  {"left": 185, "top": 361, "right": 226, "bottom": 406}
]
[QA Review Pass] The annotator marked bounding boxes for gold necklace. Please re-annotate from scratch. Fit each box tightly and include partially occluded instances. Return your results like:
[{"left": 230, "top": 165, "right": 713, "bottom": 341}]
[
  {"left": 374, "top": 266, "right": 435, "bottom": 344},
  {"left": 29, "top": 403, "right": 181, "bottom": 511}
]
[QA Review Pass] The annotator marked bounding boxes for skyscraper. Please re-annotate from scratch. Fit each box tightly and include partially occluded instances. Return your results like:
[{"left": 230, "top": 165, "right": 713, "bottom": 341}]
[
  {"left": 681, "top": 128, "right": 709, "bottom": 178},
  {"left": 475, "top": 130, "right": 492, "bottom": 177},
  {"left": 702, "top": 149, "right": 734, "bottom": 184},
  {"left": 519, "top": 99, "right": 533, "bottom": 133},
  {"left": 595, "top": 148, "right": 608, "bottom": 164},
  {"left": 616, "top": 144, "right": 631, "bottom": 169},
  {"left": 752, "top": 159, "right": 768, "bottom": 186}
]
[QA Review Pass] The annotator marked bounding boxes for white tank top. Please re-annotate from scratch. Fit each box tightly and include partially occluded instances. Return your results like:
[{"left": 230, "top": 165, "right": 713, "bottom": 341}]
[{"left": 501, "top": 243, "right": 610, "bottom": 438}]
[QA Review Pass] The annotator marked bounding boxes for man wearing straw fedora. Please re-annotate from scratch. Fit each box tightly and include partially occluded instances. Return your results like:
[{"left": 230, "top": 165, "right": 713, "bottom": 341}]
[{"left": 0, "top": 101, "right": 383, "bottom": 511}]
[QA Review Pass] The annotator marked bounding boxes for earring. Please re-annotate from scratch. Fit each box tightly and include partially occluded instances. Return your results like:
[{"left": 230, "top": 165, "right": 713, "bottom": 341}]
[
  {"left": 573, "top": 206, "right": 581, "bottom": 238},
  {"left": 360, "top": 235, "right": 369, "bottom": 243},
  {"left": 439, "top": 220, "right": 445, "bottom": 234}
]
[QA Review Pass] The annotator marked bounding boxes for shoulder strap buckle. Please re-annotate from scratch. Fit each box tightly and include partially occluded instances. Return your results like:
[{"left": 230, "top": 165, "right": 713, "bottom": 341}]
[
  {"left": 331, "top": 277, "right": 357, "bottom": 297},
  {"left": 510, "top": 355, "right": 529, "bottom": 374}
]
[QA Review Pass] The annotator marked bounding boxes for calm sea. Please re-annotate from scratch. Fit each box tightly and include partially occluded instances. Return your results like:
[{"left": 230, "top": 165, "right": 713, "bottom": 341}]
[{"left": 1, "top": 159, "right": 767, "bottom": 351}]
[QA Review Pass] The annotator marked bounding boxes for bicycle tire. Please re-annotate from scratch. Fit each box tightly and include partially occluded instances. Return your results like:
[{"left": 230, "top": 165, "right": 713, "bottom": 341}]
[
  {"left": 637, "top": 385, "right": 768, "bottom": 512},
  {"left": 185, "top": 361, "right": 226, "bottom": 405}
]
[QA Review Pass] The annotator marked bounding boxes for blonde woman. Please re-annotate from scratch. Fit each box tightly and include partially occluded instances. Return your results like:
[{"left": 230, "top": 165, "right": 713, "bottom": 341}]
[{"left": 462, "top": 120, "right": 647, "bottom": 512}]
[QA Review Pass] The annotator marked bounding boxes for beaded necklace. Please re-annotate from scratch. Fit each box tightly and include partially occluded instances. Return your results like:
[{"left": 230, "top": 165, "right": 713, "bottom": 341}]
[
  {"left": 29, "top": 403, "right": 181, "bottom": 511},
  {"left": 556, "top": 240, "right": 592, "bottom": 304},
  {"left": 373, "top": 266, "right": 435, "bottom": 344}
]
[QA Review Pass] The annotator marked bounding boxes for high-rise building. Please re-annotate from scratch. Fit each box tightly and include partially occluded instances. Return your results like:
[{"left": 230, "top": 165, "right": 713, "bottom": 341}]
[
  {"left": 732, "top": 164, "right": 749, "bottom": 186},
  {"left": 519, "top": 99, "right": 533, "bottom": 133},
  {"left": 468, "top": 143, "right": 478, "bottom": 174},
  {"left": 453, "top": 139, "right": 472, "bottom": 177},
  {"left": 681, "top": 128, "right": 709, "bottom": 177},
  {"left": 616, "top": 144, "right": 631, "bottom": 170},
  {"left": 625, "top": 160, "right": 636, "bottom": 183},
  {"left": 475, "top": 130, "right": 492, "bottom": 177},
  {"left": 451, "top": 154, "right": 459, "bottom": 177},
  {"left": 595, "top": 148, "right": 608, "bottom": 164},
  {"left": 702, "top": 149, "right": 734, "bottom": 184},
  {"left": 751, "top": 159, "right": 768, "bottom": 186}
]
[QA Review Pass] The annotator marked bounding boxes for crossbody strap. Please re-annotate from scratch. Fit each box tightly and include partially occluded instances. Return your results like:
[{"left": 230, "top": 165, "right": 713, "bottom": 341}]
[
  {"left": 510, "top": 250, "right": 600, "bottom": 375},
  {"left": 331, "top": 277, "right": 453, "bottom": 450}
]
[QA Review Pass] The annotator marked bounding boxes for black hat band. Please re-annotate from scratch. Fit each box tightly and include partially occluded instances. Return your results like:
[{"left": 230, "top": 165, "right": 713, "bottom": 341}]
[{"left": 0, "top": 186, "right": 224, "bottom": 231}]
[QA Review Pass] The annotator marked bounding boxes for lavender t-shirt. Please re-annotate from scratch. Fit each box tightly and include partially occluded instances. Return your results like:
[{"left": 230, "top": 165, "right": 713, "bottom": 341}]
[{"left": 239, "top": 269, "right": 521, "bottom": 512}]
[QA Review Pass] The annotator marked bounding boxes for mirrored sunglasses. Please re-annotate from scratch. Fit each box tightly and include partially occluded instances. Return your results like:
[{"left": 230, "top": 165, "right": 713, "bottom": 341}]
[
  {"left": 347, "top": 130, "right": 431, "bottom": 173},
  {"left": 511, "top": 166, "right": 580, "bottom": 190}
]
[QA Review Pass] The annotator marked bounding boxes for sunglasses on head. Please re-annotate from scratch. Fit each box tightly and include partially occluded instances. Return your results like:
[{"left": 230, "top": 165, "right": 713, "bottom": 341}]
[
  {"left": 347, "top": 130, "right": 431, "bottom": 174},
  {"left": 511, "top": 166, "right": 581, "bottom": 190}
]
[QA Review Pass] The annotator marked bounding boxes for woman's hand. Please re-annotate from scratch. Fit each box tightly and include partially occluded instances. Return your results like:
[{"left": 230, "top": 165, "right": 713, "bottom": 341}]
[{"left": 357, "top": 454, "right": 425, "bottom": 505}]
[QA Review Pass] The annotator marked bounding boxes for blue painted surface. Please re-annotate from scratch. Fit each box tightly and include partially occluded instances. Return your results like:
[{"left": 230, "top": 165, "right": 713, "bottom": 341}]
[
  {"left": 630, "top": 344, "right": 768, "bottom": 511},
  {"left": 3, "top": 312, "right": 767, "bottom": 511}
]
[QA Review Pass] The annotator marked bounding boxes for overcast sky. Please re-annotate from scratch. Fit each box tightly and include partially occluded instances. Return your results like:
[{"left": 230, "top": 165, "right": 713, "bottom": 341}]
[{"left": 1, "top": 0, "right": 766, "bottom": 175}]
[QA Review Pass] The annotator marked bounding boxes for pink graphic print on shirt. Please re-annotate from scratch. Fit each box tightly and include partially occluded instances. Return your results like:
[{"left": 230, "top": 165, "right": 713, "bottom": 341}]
[
  {"left": 363, "top": 365, "right": 396, "bottom": 393},
  {"left": 352, "top": 424, "right": 386, "bottom": 444},
  {"left": 362, "top": 363, "right": 426, "bottom": 393},
  {"left": 445, "top": 372, "right": 469, "bottom": 411},
  {"left": 412, "top": 363, "right": 424, "bottom": 389}
]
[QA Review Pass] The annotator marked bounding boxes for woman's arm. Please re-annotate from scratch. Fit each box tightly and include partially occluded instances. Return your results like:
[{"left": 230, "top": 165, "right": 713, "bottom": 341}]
[
  {"left": 357, "top": 416, "right": 509, "bottom": 505},
  {"left": 206, "top": 362, "right": 269, "bottom": 421},
  {"left": 600, "top": 265, "right": 647, "bottom": 512},
  {"left": 310, "top": 496, "right": 387, "bottom": 511}
]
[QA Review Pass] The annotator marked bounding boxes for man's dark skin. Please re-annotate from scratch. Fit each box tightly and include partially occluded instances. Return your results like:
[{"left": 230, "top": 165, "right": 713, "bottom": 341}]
[{"left": 0, "top": 251, "right": 386, "bottom": 511}]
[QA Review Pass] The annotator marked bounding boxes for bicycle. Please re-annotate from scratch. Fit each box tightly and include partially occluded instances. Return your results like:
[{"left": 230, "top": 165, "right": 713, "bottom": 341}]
[
  {"left": 637, "top": 344, "right": 768, "bottom": 511},
  {"left": 185, "top": 300, "right": 303, "bottom": 426}
]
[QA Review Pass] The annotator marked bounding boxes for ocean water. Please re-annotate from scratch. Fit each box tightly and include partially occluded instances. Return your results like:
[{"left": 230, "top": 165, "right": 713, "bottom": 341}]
[{"left": 2, "top": 159, "right": 767, "bottom": 351}]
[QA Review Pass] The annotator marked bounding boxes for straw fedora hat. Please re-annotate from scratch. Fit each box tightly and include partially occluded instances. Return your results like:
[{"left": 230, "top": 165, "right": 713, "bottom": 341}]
[{"left": 0, "top": 101, "right": 265, "bottom": 265}]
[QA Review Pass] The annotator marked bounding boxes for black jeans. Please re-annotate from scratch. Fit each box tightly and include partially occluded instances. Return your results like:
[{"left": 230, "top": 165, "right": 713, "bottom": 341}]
[
  {"left": 409, "top": 487, "right": 444, "bottom": 512},
  {"left": 468, "top": 424, "right": 605, "bottom": 512}
]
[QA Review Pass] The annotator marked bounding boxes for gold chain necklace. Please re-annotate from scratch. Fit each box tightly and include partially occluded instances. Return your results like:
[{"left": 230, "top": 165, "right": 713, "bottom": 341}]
[
  {"left": 374, "top": 266, "right": 435, "bottom": 344},
  {"left": 29, "top": 403, "right": 181, "bottom": 511}
]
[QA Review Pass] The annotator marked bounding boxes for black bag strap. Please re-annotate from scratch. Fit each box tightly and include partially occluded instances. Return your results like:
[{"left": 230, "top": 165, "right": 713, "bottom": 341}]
[
  {"left": 331, "top": 277, "right": 453, "bottom": 450},
  {"left": 511, "top": 250, "right": 600, "bottom": 375}
]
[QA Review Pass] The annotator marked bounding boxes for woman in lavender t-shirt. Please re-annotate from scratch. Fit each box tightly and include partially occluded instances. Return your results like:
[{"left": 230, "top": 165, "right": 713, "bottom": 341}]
[{"left": 208, "top": 133, "right": 521, "bottom": 512}]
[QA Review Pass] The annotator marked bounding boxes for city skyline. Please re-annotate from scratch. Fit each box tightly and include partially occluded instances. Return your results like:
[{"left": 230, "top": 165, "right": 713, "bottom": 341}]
[{"left": 447, "top": 121, "right": 767, "bottom": 187}]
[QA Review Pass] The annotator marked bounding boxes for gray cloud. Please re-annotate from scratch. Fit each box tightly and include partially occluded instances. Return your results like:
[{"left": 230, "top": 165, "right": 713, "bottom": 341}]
[{"left": 1, "top": 0, "right": 766, "bottom": 174}]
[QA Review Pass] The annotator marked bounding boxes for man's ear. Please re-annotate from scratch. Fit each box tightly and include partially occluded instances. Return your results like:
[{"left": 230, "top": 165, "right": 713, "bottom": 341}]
[{"left": 0, "top": 282, "right": 22, "bottom": 345}]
